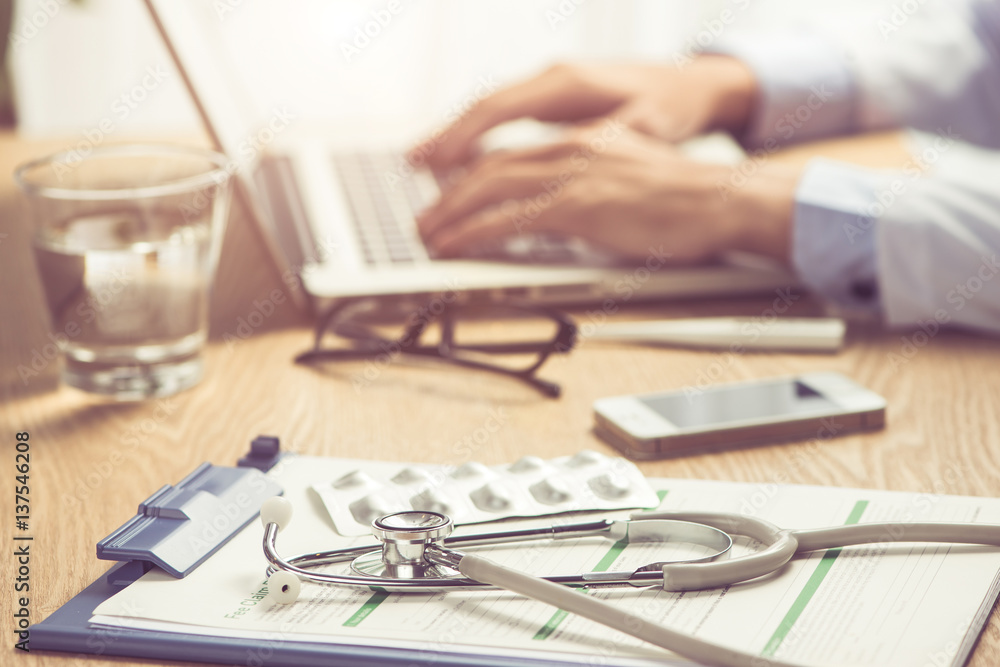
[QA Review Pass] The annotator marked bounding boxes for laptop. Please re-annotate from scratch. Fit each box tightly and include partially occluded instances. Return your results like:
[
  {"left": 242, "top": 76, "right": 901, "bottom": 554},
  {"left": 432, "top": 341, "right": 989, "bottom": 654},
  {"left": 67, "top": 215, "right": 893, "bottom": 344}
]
[{"left": 144, "top": 0, "right": 796, "bottom": 312}]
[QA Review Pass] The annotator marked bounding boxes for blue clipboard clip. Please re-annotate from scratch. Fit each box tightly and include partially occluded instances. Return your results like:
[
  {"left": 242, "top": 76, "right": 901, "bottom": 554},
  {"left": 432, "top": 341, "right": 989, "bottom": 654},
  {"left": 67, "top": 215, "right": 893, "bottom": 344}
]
[{"left": 96, "top": 436, "right": 285, "bottom": 578}]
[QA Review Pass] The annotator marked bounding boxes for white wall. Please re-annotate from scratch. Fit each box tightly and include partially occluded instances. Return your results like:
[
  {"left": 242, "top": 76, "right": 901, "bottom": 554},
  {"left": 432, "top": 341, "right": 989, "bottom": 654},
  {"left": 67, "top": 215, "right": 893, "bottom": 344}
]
[{"left": 9, "top": 0, "right": 891, "bottom": 139}]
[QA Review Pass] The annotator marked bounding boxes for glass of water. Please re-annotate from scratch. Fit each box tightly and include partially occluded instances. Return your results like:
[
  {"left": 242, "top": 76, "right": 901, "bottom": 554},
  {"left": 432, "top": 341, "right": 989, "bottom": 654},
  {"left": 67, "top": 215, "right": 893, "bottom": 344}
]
[{"left": 15, "top": 144, "right": 232, "bottom": 400}]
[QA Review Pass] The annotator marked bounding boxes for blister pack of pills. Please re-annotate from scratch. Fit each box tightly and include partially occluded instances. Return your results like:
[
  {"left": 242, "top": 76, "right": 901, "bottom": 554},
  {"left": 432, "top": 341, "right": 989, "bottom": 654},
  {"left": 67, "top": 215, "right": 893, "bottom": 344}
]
[{"left": 312, "top": 451, "right": 659, "bottom": 536}]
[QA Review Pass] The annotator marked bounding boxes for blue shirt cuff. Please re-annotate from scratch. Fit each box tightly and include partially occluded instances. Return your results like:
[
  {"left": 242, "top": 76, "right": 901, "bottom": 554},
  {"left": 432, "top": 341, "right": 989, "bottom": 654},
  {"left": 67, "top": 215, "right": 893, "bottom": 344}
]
[
  {"left": 792, "top": 159, "right": 894, "bottom": 313},
  {"left": 710, "top": 35, "right": 857, "bottom": 149}
]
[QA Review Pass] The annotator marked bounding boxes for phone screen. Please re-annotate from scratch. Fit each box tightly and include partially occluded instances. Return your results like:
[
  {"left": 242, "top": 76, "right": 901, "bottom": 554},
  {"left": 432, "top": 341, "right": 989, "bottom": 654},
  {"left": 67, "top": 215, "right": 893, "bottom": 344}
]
[{"left": 640, "top": 379, "right": 839, "bottom": 430}]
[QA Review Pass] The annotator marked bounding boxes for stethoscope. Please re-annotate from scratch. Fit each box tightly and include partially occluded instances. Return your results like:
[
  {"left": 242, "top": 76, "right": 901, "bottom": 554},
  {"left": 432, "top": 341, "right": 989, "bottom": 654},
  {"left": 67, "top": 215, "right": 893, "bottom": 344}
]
[{"left": 259, "top": 496, "right": 1000, "bottom": 667}]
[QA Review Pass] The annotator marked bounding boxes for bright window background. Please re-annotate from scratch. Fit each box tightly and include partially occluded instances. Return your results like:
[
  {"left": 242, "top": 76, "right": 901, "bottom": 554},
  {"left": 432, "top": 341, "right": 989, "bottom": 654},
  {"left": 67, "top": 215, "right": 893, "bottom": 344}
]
[{"left": 10, "top": 0, "right": 891, "bottom": 139}]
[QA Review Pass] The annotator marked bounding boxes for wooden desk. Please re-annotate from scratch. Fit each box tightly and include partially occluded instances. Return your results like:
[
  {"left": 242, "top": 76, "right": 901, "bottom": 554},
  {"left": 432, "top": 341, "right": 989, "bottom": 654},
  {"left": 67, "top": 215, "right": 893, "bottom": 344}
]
[{"left": 2, "top": 130, "right": 998, "bottom": 666}]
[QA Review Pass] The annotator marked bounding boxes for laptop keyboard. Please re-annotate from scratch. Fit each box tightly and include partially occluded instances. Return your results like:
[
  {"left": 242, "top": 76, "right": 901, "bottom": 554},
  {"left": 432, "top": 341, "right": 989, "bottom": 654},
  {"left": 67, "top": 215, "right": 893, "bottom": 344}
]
[
  {"left": 331, "top": 152, "right": 430, "bottom": 266},
  {"left": 259, "top": 151, "right": 602, "bottom": 271}
]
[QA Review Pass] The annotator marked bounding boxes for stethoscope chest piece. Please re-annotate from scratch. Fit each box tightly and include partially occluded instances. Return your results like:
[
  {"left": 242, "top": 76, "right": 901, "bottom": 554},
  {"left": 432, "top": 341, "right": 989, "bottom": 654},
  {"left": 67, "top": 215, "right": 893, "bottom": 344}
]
[{"left": 353, "top": 511, "right": 464, "bottom": 580}]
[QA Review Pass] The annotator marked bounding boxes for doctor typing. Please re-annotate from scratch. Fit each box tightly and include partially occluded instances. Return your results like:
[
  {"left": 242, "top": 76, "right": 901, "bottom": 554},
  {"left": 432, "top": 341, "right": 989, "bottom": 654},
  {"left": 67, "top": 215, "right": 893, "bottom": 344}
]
[{"left": 416, "top": 0, "right": 1000, "bottom": 335}]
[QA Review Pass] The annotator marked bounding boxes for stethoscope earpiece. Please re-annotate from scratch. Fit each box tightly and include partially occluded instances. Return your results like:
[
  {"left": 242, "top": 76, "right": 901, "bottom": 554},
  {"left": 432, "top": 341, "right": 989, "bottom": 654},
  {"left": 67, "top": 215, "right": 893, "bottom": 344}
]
[{"left": 259, "top": 496, "right": 293, "bottom": 532}]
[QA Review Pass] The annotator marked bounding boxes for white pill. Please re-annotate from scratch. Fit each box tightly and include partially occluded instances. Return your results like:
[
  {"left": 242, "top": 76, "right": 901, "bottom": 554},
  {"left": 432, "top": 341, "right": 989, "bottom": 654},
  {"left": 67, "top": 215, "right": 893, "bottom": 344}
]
[
  {"left": 333, "top": 470, "right": 375, "bottom": 489},
  {"left": 349, "top": 495, "right": 395, "bottom": 526},
  {"left": 452, "top": 462, "right": 491, "bottom": 479},
  {"left": 510, "top": 456, "right": 547, "bottom": 474},
  {"left": 471, "top": 482, "right": 512, "bottom": 512},
  {"left": 566, "top": 450, "right": 605, "bottom": 468},
  {"left": 391, "top": 468, "right": 434, "bottom": 485},
  {"left": 410, "top": 489, "right": 452, "bottom": 515},
  {"left": 589, "top": 473, "right": 632, "bottom": 499},
  {"left": 529, "top": 478, "right": 572, "bottom": 505}
]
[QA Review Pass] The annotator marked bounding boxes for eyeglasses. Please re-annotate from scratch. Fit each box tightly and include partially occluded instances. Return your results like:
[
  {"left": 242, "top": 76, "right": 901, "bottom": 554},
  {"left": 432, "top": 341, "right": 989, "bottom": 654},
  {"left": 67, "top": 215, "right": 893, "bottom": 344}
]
[{"left": 295, "top": 298, "right": 578, "bottom": 398}]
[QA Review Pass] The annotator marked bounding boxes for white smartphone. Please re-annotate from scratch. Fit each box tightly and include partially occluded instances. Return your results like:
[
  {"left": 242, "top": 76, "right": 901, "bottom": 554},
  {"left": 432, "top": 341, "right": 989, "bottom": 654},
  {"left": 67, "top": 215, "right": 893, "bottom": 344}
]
[{"left": 593, "top": 372, "right": 886, "bottom": 460}]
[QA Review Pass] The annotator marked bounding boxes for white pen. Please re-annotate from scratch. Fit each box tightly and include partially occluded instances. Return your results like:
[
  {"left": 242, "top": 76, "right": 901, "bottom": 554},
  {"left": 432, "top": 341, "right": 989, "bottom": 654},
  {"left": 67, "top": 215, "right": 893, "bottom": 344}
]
[{"left": 585, "top": 317, "right": 846, "bottom": 353}]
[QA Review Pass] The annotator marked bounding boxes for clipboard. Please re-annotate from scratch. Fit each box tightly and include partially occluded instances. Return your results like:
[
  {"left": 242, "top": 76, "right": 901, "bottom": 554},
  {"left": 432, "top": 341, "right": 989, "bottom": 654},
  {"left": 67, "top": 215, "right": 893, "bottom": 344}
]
[
  {"left": 29, "top": 436, "right": 579, "bottom": 667},
  {"left": 31, "top": 561, "right": 574, "bottom": 667},
  {"left": 31, "top": 436, "right": 1000, "bottom": 667}
]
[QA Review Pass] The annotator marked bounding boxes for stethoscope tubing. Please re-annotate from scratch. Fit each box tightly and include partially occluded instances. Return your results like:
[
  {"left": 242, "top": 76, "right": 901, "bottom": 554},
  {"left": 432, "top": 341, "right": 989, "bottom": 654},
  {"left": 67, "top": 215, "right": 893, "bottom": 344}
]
[
  {"left": 262, "top": 503, "right": 1000, "bottom": 667},
  {"left": 636, "top": 511, "right": 1000, "bottom": 591}
]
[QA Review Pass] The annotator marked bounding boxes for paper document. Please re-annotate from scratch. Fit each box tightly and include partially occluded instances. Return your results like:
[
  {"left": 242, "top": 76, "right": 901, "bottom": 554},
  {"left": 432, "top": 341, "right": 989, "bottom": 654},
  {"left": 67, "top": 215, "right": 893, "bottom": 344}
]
[{"left": 92, "top": 455, "right": 1000, "bottom": 666}]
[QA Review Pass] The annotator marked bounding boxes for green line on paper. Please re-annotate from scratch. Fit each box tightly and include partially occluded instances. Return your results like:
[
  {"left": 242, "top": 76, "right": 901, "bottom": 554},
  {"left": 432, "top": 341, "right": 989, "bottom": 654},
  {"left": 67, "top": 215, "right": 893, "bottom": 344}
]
[
  {"left": 760, "top": 500, "right": 869, "bottom": 657},
  {"left": 533, "top": 608, "right": 570, "bottom": 640},
  {"left": 343, "top": 591, "right": 390, "bottom": 627},
  {"left": 844, "top": 500, "right": 869, "bottom": 525},
  {"left": 533, "top": 492, "right": 669, "bottom": 642},
  {"left": 592, "top": 539, "right": 629, "bottom": 573},
  {"left": 534, "top": 532, "right": 631, "bottom": 640}
]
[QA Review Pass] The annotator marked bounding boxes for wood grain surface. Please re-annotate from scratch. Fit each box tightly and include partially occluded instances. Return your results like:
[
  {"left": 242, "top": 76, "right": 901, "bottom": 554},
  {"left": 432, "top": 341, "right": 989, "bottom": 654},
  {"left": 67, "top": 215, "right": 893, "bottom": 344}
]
[{"left": 1, "top": 130, "right": 998, "bottom": 667}]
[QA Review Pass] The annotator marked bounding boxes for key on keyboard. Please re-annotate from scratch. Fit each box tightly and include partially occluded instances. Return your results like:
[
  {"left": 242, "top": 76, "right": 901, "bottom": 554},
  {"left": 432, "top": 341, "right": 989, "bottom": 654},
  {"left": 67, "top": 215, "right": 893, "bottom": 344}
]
[{"left": 332, "top": 152, "right": 430, "bottom": 266}]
